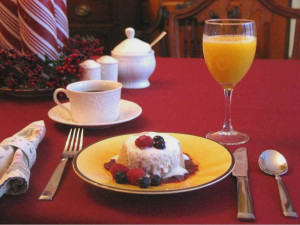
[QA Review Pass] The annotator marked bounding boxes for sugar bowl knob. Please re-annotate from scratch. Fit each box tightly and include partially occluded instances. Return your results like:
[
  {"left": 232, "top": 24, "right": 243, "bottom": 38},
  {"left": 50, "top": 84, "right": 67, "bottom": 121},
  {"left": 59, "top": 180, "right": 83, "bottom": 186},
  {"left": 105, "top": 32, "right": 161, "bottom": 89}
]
[{"left": 125, "top": 27, "right": 135, "bottom": 39}]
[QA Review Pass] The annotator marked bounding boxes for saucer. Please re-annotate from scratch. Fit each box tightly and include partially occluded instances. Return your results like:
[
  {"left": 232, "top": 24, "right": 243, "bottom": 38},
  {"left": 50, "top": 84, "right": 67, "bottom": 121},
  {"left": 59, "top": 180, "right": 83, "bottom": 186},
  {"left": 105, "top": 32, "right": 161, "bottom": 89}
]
[{"left": 48, "top": 99, "right": 142, "bottom": 128}]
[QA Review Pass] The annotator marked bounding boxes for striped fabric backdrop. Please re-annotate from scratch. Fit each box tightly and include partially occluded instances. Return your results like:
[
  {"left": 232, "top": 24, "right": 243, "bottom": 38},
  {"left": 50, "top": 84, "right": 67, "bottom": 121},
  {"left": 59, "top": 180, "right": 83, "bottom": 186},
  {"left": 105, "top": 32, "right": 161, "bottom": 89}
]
[
  {"left": 0, "top": 0, "right": 69, "bottom": 61},
  {"left": 0, "top": 0, "right": 22, "bottom": 53},
  {"left": 18, "top": 0, "right": 59, "bottom": 60},
  {"left": 53, "top": 0, "right": 69, "bottom": 49}
]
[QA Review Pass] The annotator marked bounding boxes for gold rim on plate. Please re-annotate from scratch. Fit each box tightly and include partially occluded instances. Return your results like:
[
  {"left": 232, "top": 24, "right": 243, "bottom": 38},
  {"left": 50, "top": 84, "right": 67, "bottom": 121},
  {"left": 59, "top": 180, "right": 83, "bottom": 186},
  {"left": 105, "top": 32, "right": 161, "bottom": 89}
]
[{"left": 73, "top": 133, "right": 235, "bottom": 194}]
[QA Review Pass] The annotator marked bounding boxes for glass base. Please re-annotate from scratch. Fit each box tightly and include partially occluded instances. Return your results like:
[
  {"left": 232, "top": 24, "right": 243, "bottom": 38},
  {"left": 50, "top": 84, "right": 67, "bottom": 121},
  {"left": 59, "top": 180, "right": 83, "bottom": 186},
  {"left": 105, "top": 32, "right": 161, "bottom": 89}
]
[{"left": 206, "top": 130, "right": 249, "bottom": 145}]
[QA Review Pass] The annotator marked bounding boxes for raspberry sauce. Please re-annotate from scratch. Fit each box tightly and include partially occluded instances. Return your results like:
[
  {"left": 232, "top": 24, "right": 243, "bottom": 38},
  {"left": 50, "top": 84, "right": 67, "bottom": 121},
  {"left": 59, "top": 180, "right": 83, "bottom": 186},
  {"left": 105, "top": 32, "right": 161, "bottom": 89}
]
[{"left": 104, "top": 154, "right": 199, "bottom": 185}]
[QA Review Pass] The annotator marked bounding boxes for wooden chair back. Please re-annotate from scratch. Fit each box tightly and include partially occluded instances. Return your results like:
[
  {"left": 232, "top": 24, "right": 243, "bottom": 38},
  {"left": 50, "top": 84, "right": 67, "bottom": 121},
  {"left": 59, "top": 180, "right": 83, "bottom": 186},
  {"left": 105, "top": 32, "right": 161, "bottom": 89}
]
[
  {"left": 168, "top": 0, "right": 300, "bottom": 59},
  {"left": 136, "top": 7, "right": 169, "bottom": 57}
]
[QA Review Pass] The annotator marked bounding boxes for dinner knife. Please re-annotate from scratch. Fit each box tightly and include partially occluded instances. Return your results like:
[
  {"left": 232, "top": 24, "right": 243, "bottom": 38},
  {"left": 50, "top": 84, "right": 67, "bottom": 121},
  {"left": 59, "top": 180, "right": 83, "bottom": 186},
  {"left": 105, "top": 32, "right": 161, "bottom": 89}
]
[{"left": 232, "top": 147, "right": 255, "bottom": 221}]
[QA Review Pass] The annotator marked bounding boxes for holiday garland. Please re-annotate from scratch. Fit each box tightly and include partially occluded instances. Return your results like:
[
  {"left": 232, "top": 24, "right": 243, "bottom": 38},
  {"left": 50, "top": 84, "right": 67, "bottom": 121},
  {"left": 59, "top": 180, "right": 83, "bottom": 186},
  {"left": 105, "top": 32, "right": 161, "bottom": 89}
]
[{"left": 0, "top": 35, "right": 103, "bottom": 90}]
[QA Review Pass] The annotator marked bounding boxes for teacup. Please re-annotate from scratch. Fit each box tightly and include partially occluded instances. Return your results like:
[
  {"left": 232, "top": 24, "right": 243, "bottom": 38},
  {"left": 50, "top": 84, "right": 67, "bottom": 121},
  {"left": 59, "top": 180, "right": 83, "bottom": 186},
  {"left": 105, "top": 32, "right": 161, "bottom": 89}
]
[{"left": 53, "top": 80, "right": 122, "bottom": 123}]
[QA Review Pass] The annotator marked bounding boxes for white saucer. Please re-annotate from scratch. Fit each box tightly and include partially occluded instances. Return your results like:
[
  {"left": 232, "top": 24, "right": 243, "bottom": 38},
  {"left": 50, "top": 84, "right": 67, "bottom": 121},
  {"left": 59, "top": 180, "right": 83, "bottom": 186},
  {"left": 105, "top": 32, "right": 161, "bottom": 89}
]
[{"left": 48, "top": 99, "right": 142, "bottom": 129}]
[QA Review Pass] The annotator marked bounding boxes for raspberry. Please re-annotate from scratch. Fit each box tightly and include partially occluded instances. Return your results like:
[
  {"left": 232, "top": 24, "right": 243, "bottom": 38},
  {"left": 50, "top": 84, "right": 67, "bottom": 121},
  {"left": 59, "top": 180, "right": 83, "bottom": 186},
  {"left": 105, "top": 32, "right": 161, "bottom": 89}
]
[
  {"left": 109, "top": 163, "right": 129, "bottom": 177},
  {"left": 135, "top": 135, "right": 154, "bottom": 149},
  {"left": 104, "top": 159, "right": 116, "bottom": 170},
  {"left": 126, "top": 168, "right": 146, "bottom": 185}
]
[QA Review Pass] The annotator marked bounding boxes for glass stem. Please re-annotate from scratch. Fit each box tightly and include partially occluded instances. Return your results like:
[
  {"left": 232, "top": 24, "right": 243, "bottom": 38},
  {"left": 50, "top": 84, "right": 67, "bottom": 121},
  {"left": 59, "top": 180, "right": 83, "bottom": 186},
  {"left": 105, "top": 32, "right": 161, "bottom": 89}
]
[{"left": 222, "top": 88, "right": 234, "bottom": 132}]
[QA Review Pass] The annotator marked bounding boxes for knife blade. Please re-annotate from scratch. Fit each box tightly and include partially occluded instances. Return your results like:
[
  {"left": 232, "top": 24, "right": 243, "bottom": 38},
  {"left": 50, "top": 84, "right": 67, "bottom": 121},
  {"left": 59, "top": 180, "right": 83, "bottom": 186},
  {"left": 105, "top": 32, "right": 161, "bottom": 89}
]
[{"left": 232, "top": 147, "right": 255, "bottom": 221}]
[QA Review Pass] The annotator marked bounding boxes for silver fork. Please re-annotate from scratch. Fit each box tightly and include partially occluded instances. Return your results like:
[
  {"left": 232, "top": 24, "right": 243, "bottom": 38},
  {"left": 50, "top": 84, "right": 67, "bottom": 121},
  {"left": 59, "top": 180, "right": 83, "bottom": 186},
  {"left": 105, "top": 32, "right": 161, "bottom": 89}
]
[{"left": 39, "top": 128, "right": 84, "bottom": 200}]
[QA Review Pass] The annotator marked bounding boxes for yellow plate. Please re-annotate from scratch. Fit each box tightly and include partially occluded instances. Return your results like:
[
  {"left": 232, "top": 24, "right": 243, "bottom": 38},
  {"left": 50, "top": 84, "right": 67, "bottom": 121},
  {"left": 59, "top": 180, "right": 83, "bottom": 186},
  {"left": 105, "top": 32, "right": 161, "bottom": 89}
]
[{"left": 73, "top": 133, "right": 235, "bottom": 194}]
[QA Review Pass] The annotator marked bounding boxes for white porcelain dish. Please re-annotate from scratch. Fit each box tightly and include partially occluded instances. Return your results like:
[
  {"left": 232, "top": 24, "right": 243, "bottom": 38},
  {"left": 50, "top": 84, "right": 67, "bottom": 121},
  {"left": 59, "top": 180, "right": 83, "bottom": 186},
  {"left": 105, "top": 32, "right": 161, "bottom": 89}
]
[{"left": 111, "top": 27, "right": 156, "bottom": 89}]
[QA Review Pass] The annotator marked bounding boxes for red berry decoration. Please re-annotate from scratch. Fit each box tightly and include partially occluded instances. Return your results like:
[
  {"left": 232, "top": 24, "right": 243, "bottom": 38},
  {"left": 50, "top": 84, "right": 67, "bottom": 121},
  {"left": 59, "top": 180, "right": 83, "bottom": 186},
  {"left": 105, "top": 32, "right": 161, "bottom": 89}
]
[
  {"left": 109, "top": 163, "right": 129, "bottom": 177},
  {"left": 0, "top": 35, "right": 104, "bottom": 90},
  {"left": 104, "top": 159, "right": 116, "bottom": 170},
  {"left": 126, "top": 168, "right": 146, "bottom": 185},
  {"left": 135, "top": 135, "right": 154, "bottom": 149}
]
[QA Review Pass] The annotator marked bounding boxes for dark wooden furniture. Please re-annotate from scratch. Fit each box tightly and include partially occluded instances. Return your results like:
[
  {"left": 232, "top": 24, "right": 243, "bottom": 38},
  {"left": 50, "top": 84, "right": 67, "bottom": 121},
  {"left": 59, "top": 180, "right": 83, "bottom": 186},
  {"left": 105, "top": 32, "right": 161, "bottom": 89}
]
[
  {"left": 168, "top": 0, "right": 300, "bottom": 59},
  {"left": 67, "top": 0, "right": 148, "bottom": 55},
  {"left": 135, "top": 6, "right": 170, "bottom": 57}
]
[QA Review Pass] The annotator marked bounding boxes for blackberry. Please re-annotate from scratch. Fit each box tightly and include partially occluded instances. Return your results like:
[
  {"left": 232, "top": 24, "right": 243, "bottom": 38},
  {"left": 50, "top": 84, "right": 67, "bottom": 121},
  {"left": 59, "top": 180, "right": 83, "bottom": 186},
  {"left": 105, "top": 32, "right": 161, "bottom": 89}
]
[
  {"left": 154, "top": 140, "right": 166, "bottom": 149},
  {"left": 150, "top": 175, "right": 161, "bottom": 186},
  {"left": 137, "top": 177, "right": 151, "bottom": 188},
  {"left": 114, "top": 172, "right": 127, "bottom": 184},
  {"left": 153, "top": 135, "right": 164, "bottom": 142}
]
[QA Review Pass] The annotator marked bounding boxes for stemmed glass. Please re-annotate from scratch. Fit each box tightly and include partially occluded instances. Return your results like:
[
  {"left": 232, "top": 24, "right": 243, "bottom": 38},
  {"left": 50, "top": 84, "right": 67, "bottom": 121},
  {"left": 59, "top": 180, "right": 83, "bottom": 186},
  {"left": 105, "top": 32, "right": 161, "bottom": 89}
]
[{"left": 203, "top": 19, "right": 256, "bottom": 145}]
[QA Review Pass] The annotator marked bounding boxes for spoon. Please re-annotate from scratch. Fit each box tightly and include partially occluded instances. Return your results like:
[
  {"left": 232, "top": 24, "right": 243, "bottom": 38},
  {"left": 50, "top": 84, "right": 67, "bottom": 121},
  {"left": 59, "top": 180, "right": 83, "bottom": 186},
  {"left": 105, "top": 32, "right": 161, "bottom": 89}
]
[
  {"left": 150, "top": 31, "right": 167, "bottom": 47},
  {"left": 258, "top": 150, "right": 298, "bottom": 218}
]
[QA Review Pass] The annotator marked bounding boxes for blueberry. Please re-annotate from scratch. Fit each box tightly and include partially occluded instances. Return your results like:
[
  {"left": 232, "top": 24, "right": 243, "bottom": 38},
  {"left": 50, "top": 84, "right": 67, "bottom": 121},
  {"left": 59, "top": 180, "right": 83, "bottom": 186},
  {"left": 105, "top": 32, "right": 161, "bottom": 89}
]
[
  {"left": 154, "top": 140, "right": 166, "bottom": 149},
  {"left": 137, "top": 177, "right": 151, "bottom": 188},
  {"left": 150, "top": 175, "right": 161, "bottom": 186},
  {"left": 153, "top": 135, "right": 164, "bottom": 142},
  {"left": 114, "top": 172, "right": 127, "bottom": 184}
]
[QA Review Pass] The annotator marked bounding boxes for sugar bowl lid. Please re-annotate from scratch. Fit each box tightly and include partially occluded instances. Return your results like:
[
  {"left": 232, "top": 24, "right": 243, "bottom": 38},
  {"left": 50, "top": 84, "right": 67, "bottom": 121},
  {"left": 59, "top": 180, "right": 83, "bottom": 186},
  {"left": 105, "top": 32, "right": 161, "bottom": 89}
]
[{"left": 112, "top": 27, "right": 151, "bottom": 55}]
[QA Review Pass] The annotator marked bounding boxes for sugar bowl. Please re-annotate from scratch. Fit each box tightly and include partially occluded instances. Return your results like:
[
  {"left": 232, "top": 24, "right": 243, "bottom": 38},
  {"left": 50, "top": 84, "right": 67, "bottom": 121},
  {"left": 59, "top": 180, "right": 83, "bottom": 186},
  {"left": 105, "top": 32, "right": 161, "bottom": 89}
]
[{"left": 111, "top": 27, "right": 156, "bottom": 89}]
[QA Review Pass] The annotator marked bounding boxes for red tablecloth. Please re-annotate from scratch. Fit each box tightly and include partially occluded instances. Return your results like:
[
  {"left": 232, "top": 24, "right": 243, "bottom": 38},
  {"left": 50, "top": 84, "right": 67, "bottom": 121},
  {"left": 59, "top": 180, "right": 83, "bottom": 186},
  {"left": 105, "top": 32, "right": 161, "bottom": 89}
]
[{"left": 0, "top": 58, "right": 300, "bottom": 224}]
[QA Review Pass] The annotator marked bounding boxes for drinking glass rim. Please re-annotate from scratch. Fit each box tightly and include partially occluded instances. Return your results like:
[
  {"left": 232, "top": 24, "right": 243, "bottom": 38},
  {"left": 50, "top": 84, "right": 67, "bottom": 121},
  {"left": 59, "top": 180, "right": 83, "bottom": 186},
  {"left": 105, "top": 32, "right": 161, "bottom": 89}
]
[{"left": 205, "top": 19, "right": 255, "bottom": 25}]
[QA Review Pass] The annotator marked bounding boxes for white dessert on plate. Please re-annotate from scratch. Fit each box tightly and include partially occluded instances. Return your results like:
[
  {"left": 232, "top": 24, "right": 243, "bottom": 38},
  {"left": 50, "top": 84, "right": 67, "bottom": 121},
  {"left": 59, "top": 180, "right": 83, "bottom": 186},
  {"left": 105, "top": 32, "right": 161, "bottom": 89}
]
[{"left": 117, "top": 132, "right": 188, "bottom": 178}]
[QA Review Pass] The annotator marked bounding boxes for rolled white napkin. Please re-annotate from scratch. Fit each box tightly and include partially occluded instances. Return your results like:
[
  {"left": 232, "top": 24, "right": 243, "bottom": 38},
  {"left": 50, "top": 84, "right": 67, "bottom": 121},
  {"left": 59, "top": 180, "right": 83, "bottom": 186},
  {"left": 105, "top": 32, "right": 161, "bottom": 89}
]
[{"left": 0, "top": 120, "right": 46, "bottom": 197}]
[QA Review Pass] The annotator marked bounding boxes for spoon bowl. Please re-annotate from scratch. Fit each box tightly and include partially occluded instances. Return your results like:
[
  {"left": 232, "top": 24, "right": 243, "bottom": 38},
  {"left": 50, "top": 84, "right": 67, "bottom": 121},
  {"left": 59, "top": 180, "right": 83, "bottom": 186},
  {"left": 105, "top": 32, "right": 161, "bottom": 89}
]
[
  {"left": 258, "top": 150, "right": 298, "bottom": 218},
  {"left": 258, "top": 150, "right": 288, "bottom": 176}
]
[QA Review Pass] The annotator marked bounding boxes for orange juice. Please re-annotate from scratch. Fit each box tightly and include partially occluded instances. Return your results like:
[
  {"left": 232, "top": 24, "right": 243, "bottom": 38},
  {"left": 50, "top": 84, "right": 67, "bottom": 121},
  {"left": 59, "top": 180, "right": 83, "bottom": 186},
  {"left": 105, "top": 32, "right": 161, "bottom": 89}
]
[{"left": 203, "top": 35, "right": 256, "bottom": 88}]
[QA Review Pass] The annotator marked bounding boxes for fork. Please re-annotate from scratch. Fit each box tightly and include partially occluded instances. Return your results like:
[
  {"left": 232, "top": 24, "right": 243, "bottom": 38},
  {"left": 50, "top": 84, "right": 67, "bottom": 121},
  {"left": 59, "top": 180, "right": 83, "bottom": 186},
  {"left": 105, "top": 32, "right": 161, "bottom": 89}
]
[{"left": 39, "top": 128, "right": 84, "bottom": 200}]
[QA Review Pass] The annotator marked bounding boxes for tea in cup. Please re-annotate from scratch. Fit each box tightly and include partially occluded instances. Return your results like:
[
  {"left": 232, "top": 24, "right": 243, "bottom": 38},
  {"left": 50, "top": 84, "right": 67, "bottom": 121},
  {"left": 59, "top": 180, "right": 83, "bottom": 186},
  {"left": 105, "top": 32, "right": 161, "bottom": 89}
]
[{"left": 53, "top": 80, "right": 122, "bottom": 123}]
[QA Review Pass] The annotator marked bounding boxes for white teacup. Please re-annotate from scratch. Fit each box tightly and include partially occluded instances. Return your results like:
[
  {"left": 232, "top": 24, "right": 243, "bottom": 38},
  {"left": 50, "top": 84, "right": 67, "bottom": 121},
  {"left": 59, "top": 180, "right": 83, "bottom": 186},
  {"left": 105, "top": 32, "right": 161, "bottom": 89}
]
[{"left": 53, "top": 80, "right": 122, "bottom": 124}]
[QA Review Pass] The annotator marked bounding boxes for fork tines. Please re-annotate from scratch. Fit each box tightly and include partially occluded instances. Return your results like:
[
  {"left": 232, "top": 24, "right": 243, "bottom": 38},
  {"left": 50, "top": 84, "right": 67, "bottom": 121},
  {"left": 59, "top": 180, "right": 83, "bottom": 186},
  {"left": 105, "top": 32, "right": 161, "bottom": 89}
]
[{"left": 63, "top": 128, "right": 84, "bottom": 158}]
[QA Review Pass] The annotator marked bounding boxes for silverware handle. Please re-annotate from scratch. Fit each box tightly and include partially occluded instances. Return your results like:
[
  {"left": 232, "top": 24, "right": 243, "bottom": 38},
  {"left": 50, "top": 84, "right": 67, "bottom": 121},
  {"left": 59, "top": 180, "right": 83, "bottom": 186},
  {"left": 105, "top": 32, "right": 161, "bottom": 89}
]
[
  {"left": 275, "top": 175, "right": 298, "bottom": 218},
  {"left": 39, "top": 158, "right": 68, "bottom": 201},
  {"left": 237, "top": 177, "right": 255, "bottom": 221}
]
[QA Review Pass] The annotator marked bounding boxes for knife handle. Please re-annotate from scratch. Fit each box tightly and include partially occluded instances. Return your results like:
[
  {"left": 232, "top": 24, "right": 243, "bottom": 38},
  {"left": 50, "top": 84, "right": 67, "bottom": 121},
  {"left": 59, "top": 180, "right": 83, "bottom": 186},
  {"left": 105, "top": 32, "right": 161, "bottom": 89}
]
[{"left": 236, "top": 177, "right": 255, "bottom": 221}]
